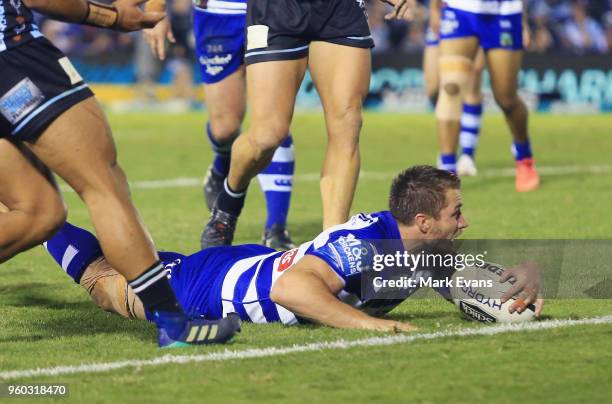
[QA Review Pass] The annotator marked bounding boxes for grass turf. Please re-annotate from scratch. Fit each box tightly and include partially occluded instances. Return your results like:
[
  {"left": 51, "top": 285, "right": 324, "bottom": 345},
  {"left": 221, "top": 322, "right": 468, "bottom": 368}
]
[{"left": 0, "top": 112, "right": 611, "bottom": 402}]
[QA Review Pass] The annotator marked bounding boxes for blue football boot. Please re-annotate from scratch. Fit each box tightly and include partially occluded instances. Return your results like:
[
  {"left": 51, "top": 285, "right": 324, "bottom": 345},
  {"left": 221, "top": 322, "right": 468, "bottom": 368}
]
[{"left": 149, "top": 311, "right": 241, "bottom": 348}]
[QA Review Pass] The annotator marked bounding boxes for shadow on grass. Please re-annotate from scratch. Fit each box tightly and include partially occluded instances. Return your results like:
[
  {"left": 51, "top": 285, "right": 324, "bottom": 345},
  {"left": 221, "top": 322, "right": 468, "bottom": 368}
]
[{"left": 0, "top": 282, "right": 153, "bottom": 343}]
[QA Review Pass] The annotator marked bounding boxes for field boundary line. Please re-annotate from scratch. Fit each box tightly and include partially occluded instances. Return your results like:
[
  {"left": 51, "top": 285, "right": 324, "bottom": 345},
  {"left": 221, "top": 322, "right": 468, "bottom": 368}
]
[{"left": 2, "top": 315, "right": 611, "bottom": 380}]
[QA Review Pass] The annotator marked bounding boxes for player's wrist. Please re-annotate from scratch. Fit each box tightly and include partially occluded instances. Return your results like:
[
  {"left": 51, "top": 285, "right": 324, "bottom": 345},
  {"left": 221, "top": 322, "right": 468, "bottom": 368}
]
[{"left": 83, "top": 1, "right": 118, "bottom": 29}]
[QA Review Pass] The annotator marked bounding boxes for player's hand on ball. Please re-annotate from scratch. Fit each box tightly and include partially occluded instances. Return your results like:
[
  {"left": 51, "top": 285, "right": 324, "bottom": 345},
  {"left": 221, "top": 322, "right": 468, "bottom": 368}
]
[
  {"left": 499, "top": 262, "right": 543, "bottom": 316},
  {"left": 382, "top": 0, "right": 418, "bottom": 21},
  {"left": 114, "top": 0, "right": 166, "bottom": 32},
  {"left": 143, "top": 17, "right": 175, "bottom": 60}
]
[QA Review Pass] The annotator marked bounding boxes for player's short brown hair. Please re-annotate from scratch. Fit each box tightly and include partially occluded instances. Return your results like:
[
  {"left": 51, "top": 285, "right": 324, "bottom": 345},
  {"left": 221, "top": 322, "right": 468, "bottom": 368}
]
[{"left": 389, "top": 165, "right": 461, "bottom": 225}]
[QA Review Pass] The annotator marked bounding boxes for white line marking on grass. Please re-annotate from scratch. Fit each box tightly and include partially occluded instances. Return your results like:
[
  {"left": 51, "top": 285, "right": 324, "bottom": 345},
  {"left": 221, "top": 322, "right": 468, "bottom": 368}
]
[
  {"left": 56, "top": 164, "right": 612, "bottom": 192},
  {"left": 2, "top": 315, "right": 611, "bottom": 380}
]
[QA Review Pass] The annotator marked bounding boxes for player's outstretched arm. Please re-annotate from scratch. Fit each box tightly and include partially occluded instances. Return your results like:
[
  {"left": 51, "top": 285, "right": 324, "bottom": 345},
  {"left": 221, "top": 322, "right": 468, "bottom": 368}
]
[
  {"left": 270, "top": 255, "right": 417, "bottom": 332},
  {"left": 22, "top": 0, "right": 165, "bottom": 32}
]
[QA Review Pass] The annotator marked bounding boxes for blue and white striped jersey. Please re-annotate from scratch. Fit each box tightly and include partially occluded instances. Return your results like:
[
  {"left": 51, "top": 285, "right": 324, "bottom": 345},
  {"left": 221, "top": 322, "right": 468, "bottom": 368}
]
[
  {"left": 0, "top": 0, "right": 42, "bottom": 52},
  {"left": 164, "top": 211, "right": 422, "bottom": 325},
  {"left": 443, "top": 0, "right": 523, "bottom": 16},
  {"left": 194, "top": 0, "right": 246, "bottom": 15}
]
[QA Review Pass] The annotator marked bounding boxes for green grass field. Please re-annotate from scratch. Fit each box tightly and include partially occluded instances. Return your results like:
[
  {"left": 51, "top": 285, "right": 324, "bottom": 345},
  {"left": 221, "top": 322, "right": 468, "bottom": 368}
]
[{"left": 1, "top": 112, "right": 611, "bottom": 403}]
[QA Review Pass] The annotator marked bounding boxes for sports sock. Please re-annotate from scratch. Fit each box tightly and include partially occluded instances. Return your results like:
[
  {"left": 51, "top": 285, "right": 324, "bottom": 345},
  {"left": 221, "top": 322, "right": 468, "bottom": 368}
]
[
  {"left": 44, "top": 222, "right": 103, "bottom": 284},
  {"left": 257, "top": 136, "right": 294, "bottom": 230},
  {"left": 459, "top": 102, "right": 483, "bottom": 158},
  {"left": 439, "top": 153, "right": 457, "bottom": 174},
  {"left": 128, "top": 261, "right": 182, "bottom": 313},
  {"left": 512, "top": 140, "right": 533, "bottom": 161},
  {"left": 207, "top": 122, "right": 235, "bottom": 177},
  {"left": 216, "top": 178, "right": 247, "bottom": 217}
]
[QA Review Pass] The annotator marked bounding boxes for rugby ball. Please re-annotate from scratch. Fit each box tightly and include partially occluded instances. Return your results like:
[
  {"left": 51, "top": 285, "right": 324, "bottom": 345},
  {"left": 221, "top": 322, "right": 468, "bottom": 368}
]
[{"left": 449, "top": 262, "right": 535, "bottom": 324}]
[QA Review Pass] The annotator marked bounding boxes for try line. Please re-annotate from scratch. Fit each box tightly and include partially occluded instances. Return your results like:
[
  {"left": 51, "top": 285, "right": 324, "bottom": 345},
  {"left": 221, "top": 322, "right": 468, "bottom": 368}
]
[{"left": 1, "top": 315, "right": 611, "bottom": 380}]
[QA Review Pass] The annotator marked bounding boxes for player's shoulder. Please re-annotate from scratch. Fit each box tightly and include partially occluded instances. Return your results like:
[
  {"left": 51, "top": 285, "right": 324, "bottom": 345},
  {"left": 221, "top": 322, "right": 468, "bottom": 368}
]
[{"left": 311, "top": 211, "right": 400, "bottom": 248}]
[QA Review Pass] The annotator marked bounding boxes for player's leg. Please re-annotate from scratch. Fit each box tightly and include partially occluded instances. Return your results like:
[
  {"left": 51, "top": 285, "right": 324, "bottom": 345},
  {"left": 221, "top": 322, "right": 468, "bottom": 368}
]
[
  {"left": 44, "top": 221, "right": 144, "bottom": 319},
  {"left": 201, "top": 68, "right": 246, "bottom": 210},
  {"left": 258, "top": 135, "right": 296, "bottom": 249},
  {"left": 0, "top": 139, "right": 66, "bottom": 262},
  {"left": 193, "top": 10, "right": 248, "bottom": 209},
  {"left": 308, "top": 42, "right": 370, "bottom": 228},
  {"left": 423, "top": 43, "right": 440, "bottom": 107},
  {"left": 436, "top": 37, "right": 480, "bottom": 174},
  {"left": 457, "top": 48, "right": 485, "bottom": 176},
  {"left": 202, "top": 57, "right": 308, "bottom": 247},
  {"left": 486, "top": 49, "right": 539, "bottom": 192},
  {"left": 25, "top": 98, "right": 191, "bottom": 318}
]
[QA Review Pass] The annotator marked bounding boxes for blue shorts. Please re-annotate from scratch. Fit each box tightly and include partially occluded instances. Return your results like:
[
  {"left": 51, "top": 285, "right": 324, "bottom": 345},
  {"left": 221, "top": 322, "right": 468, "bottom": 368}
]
[
  {"left": 193, "top": 10, "right": 246, "bottom": 84},
  {"left": 439, "top": 7, "right": 523, "bottom": 51}
]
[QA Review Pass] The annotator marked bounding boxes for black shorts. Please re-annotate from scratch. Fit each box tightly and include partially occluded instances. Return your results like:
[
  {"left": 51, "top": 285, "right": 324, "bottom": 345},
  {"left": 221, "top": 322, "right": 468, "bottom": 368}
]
[
  {"left": 0, "top": 38, "right": 94, "bottom": 141},
  {"left": 245, "top": 0, "right": 374, "bottom": 65}
]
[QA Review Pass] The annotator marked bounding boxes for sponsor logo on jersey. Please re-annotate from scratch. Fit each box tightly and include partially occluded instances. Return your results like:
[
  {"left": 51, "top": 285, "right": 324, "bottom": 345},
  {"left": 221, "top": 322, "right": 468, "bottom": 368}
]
[
  {"left": 277, "top": 248, "right": 298, "bottom": 272},
  {"left": 500, "top": 32, "right": 513, "bottom": 47},
  {"left": 200, "top": 53, "right": 232, "bottom": 76},
  {"left": 0, "top": 77, "right": 44, "bottom": 125},
  {"left": 163, "top": 258, "right": 182, "bottom": 280}
]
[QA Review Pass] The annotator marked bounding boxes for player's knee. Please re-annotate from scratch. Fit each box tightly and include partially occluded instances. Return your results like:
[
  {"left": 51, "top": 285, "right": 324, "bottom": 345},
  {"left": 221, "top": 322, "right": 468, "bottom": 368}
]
[
  {"left": 248, "top": 122, "right": 290, "bottom": 159},
  {"left": 209, "top": 114, "right": 243, "bottom": 143},
  {"left": 30, "top": 200, "right": 67, "bottom": 245},
  {"left": 326, "top": 103, "right": 363, "bottom": 144},
  {"left": 494, "top": 93, "right": 519, "bottom": 113},
  {"left": 436, "top": 56, "right": 473, "bottom": 121}
]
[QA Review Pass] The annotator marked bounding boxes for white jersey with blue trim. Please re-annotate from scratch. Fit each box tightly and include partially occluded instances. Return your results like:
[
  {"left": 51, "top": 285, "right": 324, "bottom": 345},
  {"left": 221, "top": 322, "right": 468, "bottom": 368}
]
[
  {"left": 194, "top": 0, "right": 246, "bottom": 15},
  {"left": 443, "top": 0, "right": 523, "bottom": 16},
  {"left": 218, "top": 211, "right": 414, "bottom": 325}
]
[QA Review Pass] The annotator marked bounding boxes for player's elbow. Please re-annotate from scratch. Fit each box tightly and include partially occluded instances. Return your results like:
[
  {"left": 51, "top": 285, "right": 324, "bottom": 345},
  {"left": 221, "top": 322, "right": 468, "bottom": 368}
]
[{"left": 269, "top": 278, "right": 290, "bottom": 306}]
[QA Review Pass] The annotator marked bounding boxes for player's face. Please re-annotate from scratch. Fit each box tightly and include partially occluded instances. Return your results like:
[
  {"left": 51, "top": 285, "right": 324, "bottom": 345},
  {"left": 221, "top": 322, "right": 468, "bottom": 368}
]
[{"left": 430, "top": 189, "right": 468, "bottom": 240}]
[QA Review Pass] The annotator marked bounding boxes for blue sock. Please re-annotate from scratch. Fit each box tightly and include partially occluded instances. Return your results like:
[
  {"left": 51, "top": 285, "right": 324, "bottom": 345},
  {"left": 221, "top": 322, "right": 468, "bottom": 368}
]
[
  {"left": 439, "top": 153, "right": 457, "bottom": 174},
  {"left": 512, "top": 141, "right": 533, "bottom": 161},
  {"left": 257, "top": 136, "right": 294, "bottom": 230},
  {"left": 207, "top": 122, "right": 236, "bottom": 176},
  {"left": 459, "top": 102, "right": 483, "bottom": 158},
  {"left": 43, "top": 222, "right": 103, "bottom": 284}
]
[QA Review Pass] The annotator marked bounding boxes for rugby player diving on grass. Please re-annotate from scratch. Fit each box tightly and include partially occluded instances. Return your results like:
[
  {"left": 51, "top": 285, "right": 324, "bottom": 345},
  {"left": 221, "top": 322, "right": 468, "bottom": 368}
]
[{"left": 43, "top": 166, "right": 543, "bottom": 334}]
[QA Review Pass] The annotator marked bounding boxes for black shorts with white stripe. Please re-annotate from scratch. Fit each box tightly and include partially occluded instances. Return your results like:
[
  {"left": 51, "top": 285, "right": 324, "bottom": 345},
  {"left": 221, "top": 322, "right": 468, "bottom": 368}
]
[
  {"left": 0, "top": 37, "right": 93, "bottom": 141},
  {"left": 244, "top": 0, "right": 374, "bottom": 65}
]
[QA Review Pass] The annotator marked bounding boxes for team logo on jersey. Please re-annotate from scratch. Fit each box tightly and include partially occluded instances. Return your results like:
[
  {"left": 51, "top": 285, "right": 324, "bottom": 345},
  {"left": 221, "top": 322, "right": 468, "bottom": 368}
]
[
  {"left": 277, "top": 248, "right": 299, "bottom": 272},
  {"left": 0, "top": 77, "right": 44, "bottom": 125},
  {"left": 440, "top": 10, "right": 459, "bottom": 36}
]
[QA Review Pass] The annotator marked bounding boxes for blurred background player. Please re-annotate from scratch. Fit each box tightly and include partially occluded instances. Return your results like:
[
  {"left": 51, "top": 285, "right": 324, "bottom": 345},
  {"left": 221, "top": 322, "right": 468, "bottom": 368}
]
[
  {"left": 0, "top": 0, "right": 238, "bottom": 347},
  {"left": 423, "top": 0, "right": 485, "bottom": 176},
  {"left": 435, "top": 0, "right": 540, "bottom": 191},
  {"left": 144, "top": 0, "right": 297, "bottom": 249},
  {"left": 200, "top": 0, "right": 419, "bottom": 248},
  {"left": 43, "top": 166, "right": 543, "bottom": 331}
]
